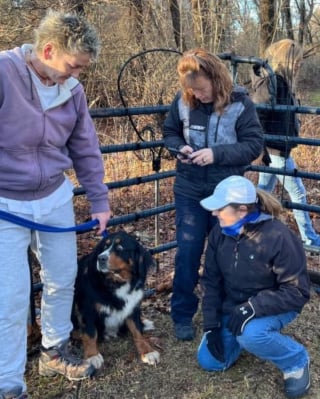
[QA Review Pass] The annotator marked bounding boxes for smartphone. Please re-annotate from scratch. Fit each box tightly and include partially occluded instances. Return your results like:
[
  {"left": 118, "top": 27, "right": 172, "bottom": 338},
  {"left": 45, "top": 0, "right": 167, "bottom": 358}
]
[{"left": 167, "top": 147, "right": 190, "bottom": 159}]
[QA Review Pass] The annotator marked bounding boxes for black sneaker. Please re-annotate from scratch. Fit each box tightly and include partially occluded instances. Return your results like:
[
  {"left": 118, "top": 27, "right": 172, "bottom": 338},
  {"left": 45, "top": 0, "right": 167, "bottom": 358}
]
[
  {"left": 284, "top": 361, "right": 310, "bottom": 398},
  {"left": 174, "top": 323, "right": 195, "bottom": 341}
]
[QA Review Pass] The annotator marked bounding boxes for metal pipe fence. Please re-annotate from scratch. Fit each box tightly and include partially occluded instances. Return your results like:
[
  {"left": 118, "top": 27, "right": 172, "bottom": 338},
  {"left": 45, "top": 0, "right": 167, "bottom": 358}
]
[
  {"left": 84, "top": 102, "right": 320, "bottom": 278},
  {"left": 29, "top": 53, "right": 320, "bottom": 317}
]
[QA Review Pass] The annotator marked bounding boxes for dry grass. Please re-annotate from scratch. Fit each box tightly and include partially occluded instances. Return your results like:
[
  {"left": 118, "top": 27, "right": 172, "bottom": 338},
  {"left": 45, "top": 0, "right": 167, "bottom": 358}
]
[
  {"left": 26, "top": 288, "right": 320, "bottom": 399},
  {"left": 25, "top": 115, "right": 320, "bottom": 399},
  {"left": 2, "top": 3, "right": 320, "bottom": 398}
]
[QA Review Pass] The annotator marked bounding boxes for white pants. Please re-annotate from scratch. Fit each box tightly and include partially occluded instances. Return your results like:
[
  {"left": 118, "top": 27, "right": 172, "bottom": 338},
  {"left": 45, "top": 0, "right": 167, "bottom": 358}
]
[{"left": 0, "top": 199, "right": 77, "bottom": 392}]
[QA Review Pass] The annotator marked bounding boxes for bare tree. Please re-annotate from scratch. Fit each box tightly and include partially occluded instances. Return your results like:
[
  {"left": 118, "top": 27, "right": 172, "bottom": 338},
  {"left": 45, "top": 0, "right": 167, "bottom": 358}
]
[
  {"left": 128, "top": 0, "right": 145, "bottom": 49},
  {"left": 281, "top": 0, "right": 294, "bottom": 39},
  {"left": 169, "top": 0, "right": 186, "bottom": 51},
  {"left": 254, "top": 0, "right": 277, "bottom": 55},
  {"left": 295, "top": 0, "right": 314, "bottom": 45},
  {"left": 191, "top": 0, "right": 231, "bottom": 52},
  {"left": 191, "top": 0, "right": 203, "bottom": 46}
]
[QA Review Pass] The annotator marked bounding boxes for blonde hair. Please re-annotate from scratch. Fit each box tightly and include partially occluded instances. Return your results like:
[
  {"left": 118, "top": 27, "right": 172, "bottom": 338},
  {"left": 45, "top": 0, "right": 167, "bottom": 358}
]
[
  {"left": 264, "top": 39, "right": 303, "bottom": 90},
  {"left": 255, "top": 189, "right": 283, "bottom": 218},
  {"left": 177, "top": 48, "right": 233, "bottom": 114},
  {"left": 33, "top": 10, "right": 100, "bottom": 60}
]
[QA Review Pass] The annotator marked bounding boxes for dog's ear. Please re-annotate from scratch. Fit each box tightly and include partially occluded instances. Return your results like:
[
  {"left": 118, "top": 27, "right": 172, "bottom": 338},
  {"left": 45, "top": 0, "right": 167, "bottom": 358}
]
[
  {"left": 135, "top": 242, "right": 155, "bottom": 278},
  {"left": 95, "top": 235, "right": 110, "bottom": 255}
]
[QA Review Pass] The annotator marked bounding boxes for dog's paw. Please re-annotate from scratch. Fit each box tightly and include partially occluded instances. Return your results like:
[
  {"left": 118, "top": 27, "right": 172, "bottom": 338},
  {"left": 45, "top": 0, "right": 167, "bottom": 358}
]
[
  {"left": 86, "top": 353, "right": 104, "bottom": 369},
  {"left": 104, "top": 331, "right": 118, "bottom": 340},
  {"left": 104, "top": 325, "right": 119, "bottom": 340},
  {"left": 142, "top": 318, "right": 155, "bottom": 331},
  {"left": 141, "top": 350, "right": 160, "bottom": 366}
]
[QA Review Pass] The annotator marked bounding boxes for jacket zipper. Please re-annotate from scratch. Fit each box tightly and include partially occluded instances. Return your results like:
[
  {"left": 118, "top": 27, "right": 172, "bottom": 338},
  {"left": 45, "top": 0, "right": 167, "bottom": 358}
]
[
  {"left": 234, "top": 238, "right": 240, "bottom": 269},
  {"left": 214, "top": 115, "right": 221, "bottom": 143},
  {"left": 204, "top": 114, "right": 221, "bottom": 186},
  {"left": 204, "top": 115, "right": 210, "bottom": 184}
]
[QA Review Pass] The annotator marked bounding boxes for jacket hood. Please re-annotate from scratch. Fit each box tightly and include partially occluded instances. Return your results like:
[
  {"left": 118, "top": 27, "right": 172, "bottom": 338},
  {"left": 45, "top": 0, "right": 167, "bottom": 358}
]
[
  {"left": 231, "top": 85, "right": 249, "bottom": 101},
  {"left": 3, "top": 46, "right": 79, "bottom": 96},
  {"left": 249, "top": 211, "right": 273, "bottom": 224}
]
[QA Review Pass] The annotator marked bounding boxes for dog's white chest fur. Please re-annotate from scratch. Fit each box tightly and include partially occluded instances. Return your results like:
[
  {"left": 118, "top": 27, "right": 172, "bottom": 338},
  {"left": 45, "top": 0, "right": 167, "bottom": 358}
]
[{"left": 100, "top": 283, "right": 144, "bottom": 337}]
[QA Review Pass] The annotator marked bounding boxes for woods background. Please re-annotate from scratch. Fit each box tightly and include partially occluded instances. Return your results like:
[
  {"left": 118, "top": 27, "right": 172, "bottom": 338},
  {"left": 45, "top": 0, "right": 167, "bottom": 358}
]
[
  {"left": 2, "top": 0, "right": 320, "bottom": 114},
  {"left": 3, "top": 2, "right": 320, "bottom": 398}
]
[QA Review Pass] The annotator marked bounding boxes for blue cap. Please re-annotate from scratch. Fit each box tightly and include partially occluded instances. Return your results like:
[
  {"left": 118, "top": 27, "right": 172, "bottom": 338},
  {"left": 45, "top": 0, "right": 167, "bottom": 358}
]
[{"left": 200, "top": 176, "right": 257, "bottom": 211}]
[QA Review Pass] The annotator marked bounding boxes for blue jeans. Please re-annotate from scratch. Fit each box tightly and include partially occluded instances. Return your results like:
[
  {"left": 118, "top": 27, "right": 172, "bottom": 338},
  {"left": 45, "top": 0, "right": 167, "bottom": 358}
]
[
  {"left": 171, "top": 193, "right": 217, "bottom": 325},
  {"left": 258, "top": 154, "right": 320, "bottom": 245},
  {"left": 197, "top": 312, "right": 309, "bottom": 375}
]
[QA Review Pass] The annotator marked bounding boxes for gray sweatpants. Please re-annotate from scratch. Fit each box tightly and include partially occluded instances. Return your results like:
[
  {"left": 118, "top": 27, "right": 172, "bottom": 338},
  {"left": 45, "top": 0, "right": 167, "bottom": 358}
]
[{"left": 0, "top": 199, "right": 77, "bottom": 393}]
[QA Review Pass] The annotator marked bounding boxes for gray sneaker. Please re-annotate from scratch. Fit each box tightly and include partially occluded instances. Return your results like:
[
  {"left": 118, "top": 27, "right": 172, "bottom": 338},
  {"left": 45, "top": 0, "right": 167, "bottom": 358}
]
[
  {"left": 0, "top": 387, "right": 28, "bottom": 399},
  {"left": 39, "top": 341, "right": 95, "bottom": 381}
]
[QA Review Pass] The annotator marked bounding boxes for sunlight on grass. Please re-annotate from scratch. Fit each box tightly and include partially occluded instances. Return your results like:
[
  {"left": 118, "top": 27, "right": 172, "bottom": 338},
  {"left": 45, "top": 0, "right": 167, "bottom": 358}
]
[{"left": 307, "top": 91, "right": 320, "bottom": 107}]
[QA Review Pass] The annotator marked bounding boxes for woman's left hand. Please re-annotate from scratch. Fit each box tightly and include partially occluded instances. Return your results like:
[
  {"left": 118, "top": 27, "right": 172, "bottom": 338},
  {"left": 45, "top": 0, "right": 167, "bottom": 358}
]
[{"left": 190, "top": 148, "right": 214, "bottom": 166}]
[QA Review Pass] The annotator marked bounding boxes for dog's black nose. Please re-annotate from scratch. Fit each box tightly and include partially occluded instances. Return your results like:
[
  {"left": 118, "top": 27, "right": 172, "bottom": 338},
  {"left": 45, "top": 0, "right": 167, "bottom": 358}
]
[
  {"left": 98, "top": 253, "right": 108, "bottom": 262},
  {"left": 97, "top": 253, "right": 109, "bottom": 272}
]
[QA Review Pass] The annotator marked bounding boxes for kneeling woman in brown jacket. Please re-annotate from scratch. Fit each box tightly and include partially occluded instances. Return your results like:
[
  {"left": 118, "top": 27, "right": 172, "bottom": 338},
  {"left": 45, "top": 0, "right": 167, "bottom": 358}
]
[{"left": 198, "top": 175, "right": 310, "bottom": 399}]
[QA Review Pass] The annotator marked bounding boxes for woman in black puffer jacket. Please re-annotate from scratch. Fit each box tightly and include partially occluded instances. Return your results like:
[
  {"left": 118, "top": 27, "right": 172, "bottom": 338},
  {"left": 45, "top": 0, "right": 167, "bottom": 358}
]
[{"left": 163, "top": 48, "right": 263, "bottom": 341}]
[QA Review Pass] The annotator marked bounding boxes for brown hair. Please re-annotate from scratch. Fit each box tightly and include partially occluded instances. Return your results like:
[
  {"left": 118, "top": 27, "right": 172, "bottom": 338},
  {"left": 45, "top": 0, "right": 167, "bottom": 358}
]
[
  {"left": 231, "top": 188, "right": 282, "bottom": 218},
  {"left": 177, "top": 48, "right": 233, "bottom": 114}
]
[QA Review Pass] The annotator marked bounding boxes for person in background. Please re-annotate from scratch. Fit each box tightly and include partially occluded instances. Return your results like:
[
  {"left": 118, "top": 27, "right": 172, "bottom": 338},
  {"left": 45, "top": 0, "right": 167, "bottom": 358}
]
[
  {"left": 251, "top": 38, "right": 320, "bottom": 247},
  {"left": 163, "top": 48, "right": 263, "bottom": 341},
  {"left": 197, "top": 175, "right": 311, "bottom": 399},
  {"left": 0, "top": 10, "right": 111, "bottom": 399}
]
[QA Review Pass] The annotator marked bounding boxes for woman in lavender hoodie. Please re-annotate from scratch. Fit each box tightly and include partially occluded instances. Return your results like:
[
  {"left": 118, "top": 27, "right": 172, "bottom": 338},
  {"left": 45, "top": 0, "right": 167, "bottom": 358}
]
[{"left": 0, "top": 10, "right": 111, "bottom": 399}]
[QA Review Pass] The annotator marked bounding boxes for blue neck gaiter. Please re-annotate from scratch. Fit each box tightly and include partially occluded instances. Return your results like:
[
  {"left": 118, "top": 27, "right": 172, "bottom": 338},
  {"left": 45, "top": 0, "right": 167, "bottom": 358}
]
[{"left": 222, "top": 210, "right": 260, "bottom": 237}]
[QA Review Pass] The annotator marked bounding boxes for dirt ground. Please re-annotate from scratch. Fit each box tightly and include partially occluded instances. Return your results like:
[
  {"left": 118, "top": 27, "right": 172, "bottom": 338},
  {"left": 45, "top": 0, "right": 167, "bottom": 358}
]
[
  {"left": 26, "top": 272, "right": 320, "bottom": 399},
  {"left": 25, "top": 167, "right": 320, "bottom": 399}
]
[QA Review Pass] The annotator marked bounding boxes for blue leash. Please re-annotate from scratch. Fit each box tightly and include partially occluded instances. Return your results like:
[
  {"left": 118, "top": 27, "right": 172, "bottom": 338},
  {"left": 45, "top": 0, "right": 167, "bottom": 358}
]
[
  {"left": 0, "top": 209, "right": 108, "bottom": 237},
  {"left": 0, "top": 208, "right": 109, "bottom": 332}
]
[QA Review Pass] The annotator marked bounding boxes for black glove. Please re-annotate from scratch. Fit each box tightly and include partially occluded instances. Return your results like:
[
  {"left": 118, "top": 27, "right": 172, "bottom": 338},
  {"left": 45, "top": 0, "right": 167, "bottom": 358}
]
[
  {"left": 227, "top": 301, "right": 255, "bottom": 336},
  {"left": 262, "top": 146, "right": 271, "bottom": 166},
  {"left": 205, "top": 328, "right": 225, "bottom": 363}
]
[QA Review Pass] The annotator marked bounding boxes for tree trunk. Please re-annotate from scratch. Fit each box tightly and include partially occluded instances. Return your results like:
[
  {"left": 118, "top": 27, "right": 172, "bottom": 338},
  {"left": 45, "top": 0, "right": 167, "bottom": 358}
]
[
  {"left": 296, "top": 0, "right": 314, "bottom": 46},
  {"left": 191, "top": 0, "right": 227, "bottom": 52},
  {"left": 191, "top": 0, "right": 203, "bottom": 46},
  {"left": 169, "top": 0, "right": 186, "bottom": 51},
  {"left": 259, "top": 0, "right": 276, "bottom": 55},
  {"left": 129, "top": 0, "right": 145, "bottom": 50},
  {"left": 282, "top": 0, "right": 294, "bottom": 39}
]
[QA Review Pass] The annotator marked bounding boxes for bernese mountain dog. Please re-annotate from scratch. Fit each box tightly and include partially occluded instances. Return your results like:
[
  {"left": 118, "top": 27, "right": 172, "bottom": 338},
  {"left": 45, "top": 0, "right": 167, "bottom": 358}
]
[{"left": 72, "top": 230, "right": 160, "bottom": 370}]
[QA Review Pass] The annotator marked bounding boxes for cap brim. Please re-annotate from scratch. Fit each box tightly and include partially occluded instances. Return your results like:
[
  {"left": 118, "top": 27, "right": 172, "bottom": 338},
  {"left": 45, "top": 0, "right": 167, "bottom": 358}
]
[{"left": 200, "top": 196, "right": 227, "bottom": 211}]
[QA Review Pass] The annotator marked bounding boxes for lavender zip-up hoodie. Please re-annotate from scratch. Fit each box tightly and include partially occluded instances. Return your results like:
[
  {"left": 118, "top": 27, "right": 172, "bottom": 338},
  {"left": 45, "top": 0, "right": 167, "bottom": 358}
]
[{"left": 0, "top": 46, "right": 109, "bottom": 213}]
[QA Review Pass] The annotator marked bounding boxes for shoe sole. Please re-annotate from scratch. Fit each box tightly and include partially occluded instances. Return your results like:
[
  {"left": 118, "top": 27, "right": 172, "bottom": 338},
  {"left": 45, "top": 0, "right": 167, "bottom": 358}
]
[
  {"left": 285, "top": 380, "right": 310, "bottom": 399},
  {"left": 284, "top": 361, "right": 311, "bottom": 399},
  {"left": 39, "top": 363, "right": 94, "bottom": 381},
  {"left": 174, "top": 325, "right": 195, "bottom": 341}
]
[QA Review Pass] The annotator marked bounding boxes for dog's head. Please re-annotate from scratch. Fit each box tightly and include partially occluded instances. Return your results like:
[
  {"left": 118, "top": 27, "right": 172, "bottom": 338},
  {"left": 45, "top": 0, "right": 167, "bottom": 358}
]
[{"left": 95, "top": 231, "right": 155, "bottom": 285}]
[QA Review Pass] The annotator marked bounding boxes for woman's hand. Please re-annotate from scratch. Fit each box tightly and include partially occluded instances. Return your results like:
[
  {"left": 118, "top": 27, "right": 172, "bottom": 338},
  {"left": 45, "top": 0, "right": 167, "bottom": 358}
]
[
  {"left": 91, "top": 210, "right": 112, "bottom": 235},
  {"left": 190, "top": 148, "right": 214, "bottom": 166},
  {"left": 177, "top": 145, "right": 193, "bottom": 163}
]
